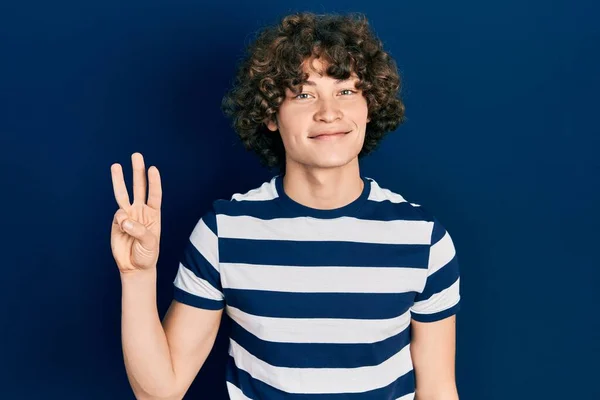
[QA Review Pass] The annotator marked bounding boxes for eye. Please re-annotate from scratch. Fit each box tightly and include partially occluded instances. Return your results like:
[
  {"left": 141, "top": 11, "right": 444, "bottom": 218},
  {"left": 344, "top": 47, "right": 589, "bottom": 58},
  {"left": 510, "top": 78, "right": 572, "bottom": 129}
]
[
  {"left": 340, "top": 89, "right": 357, "bottom": 95},
  {"left": 293, "top": 93, "right": 312, "bottom": 100}
]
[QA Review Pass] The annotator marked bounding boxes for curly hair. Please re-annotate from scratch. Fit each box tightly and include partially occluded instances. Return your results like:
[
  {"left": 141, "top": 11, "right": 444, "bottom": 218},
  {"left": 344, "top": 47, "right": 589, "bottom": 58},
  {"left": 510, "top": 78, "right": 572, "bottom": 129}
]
[{"left": 221, "top": 12, "right": 405, "bottom": 172}]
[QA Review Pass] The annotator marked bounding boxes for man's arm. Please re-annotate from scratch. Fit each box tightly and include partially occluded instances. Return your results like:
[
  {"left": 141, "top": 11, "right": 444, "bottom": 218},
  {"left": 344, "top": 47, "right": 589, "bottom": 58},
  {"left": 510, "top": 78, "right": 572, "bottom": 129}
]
[
  {"left": 121, "top": 270, "right": 223, "bottom": 400},
  {"left": 160, "top": 299, "right": 223, "bottom": 398},
  {"left": 410, "top": 315, "right": 459, "bottom": 400}
]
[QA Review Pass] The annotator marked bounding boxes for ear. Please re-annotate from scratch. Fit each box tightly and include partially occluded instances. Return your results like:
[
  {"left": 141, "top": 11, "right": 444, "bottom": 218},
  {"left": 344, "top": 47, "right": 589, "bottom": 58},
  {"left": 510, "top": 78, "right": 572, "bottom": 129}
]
[{"left": 266, "top": 118, "right": 278, "bottom": 132}]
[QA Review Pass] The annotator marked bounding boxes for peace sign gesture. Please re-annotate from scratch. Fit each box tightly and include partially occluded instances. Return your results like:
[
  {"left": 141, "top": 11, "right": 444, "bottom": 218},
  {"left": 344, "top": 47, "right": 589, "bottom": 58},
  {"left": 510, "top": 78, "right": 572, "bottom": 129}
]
[{"left": 110, "top": 153, "right": 162, "bottom": 275}]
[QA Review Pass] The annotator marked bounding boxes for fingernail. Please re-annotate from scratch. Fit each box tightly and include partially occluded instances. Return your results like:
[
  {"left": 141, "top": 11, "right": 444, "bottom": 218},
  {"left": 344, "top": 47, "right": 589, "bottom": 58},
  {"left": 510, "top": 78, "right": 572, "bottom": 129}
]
[{"left": 123, "top": 220, "right": 133, "bottom": 231}]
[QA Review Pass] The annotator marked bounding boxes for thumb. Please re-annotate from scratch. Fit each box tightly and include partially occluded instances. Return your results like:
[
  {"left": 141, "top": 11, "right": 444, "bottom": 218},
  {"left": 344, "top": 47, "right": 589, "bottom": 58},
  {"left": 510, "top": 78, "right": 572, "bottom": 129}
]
[{"left": 122, "top": 219, "right": 157, "bottom": 250}]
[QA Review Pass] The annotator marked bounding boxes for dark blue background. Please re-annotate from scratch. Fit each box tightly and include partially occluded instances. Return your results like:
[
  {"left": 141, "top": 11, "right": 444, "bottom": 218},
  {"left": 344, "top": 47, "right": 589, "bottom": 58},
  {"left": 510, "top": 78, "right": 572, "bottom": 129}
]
[{"left": 1, "top": 0, "right": 598, "bottom": 398}]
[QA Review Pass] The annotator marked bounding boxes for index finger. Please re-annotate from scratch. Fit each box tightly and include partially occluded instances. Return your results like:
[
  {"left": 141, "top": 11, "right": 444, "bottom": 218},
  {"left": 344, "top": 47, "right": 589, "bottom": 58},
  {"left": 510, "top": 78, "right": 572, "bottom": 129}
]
[
  {"left": 147, "top": 166, "right": 162, "bottom": 210},
  {"left": 110, "top": 163, "right": 131, "bottom": 210}
]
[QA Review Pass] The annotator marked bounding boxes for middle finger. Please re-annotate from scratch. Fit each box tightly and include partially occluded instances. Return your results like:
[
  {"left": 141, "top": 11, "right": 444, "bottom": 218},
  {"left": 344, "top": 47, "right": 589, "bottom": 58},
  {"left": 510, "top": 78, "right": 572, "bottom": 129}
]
[{"left": 132, "top": 152, "right": 147, "bottom": 205}]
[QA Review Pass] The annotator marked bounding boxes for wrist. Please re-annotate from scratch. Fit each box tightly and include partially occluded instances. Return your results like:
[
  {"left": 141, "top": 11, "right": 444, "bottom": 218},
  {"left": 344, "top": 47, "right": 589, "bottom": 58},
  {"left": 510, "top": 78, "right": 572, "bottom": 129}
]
[{"left": 120, "top": 268, "right": 157, "bottom": 285}]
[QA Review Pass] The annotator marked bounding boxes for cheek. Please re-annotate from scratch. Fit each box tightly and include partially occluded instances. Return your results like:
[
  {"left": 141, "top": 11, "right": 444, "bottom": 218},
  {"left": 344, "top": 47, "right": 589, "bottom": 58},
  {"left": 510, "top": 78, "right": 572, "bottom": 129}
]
[
  {"left": 348, "top": 101, "right": 369, "bottom": 125},
  {"left": 276, "top": 107, "right": 307, "bottom": 147},
  {"left": 279, "top": 107, "right": 309, "bottom": 133}
]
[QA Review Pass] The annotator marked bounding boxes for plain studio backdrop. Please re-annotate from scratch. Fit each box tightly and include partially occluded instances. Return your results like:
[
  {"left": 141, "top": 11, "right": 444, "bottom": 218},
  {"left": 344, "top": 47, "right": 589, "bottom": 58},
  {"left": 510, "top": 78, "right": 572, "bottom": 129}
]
[{"left": 1, "top": 0, "right": 598, "bottom": 399}]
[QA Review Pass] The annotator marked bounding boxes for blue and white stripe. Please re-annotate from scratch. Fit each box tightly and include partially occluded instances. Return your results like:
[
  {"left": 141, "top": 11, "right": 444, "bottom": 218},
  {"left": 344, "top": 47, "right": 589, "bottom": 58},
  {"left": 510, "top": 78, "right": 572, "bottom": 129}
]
[{"left": 173, "top": 174, "right": 461, "bottom": 398}]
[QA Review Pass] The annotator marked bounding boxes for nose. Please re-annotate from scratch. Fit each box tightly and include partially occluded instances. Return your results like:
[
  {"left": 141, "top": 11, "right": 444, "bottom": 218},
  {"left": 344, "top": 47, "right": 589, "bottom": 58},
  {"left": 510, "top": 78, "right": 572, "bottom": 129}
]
[{"left": 313, "top": 97, "right": 343, "bottom": 123}]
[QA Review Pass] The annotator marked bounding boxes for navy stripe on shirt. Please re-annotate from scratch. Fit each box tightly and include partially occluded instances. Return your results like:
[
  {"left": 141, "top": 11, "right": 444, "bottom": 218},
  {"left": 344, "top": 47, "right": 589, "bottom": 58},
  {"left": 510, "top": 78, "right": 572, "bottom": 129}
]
[
  {"left": 223, "top": 289, "right": 416, "bottom": 319},
  {"left": 220, "top": 238, "right": 430, "bottom": 268}
]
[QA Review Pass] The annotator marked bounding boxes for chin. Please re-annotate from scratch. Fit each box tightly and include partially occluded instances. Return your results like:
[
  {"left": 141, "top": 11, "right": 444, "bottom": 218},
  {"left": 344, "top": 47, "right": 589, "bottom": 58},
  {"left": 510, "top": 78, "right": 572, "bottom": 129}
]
[
  {"left": 288, "top": 147, "right": 362, "bottom": 170},
  {"left": 309, "top": 155, "right": 359, "bottom": 169}
]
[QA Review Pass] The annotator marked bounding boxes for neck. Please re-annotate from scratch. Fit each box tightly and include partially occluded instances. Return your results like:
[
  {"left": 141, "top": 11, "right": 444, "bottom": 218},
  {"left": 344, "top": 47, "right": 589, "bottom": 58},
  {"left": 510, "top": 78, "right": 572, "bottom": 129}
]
[{"left": 282, "top": 159, "right": 364, "bottom": 210}]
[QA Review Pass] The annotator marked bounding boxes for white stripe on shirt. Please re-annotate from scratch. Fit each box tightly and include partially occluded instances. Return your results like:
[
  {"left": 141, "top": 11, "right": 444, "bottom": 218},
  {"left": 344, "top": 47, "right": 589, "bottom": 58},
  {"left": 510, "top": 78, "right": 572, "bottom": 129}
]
[
  {"left": 226, "top": 305, "right": 412, "bottom": 344},
  {"left": 173, "top": 264, "right": 223, "bottom": 300},
  {"left": 217, "top": 215, "right": 433, "bottom": 245},
  {"left": 428, "top": 231, "right": 456, "bottom": 275},
  {"left": 229, "top": 338, "right": 413, "bottom": 394},
  {"left": 190, "top": 217, "right": 220, "bottom": 272},
  {"left": 221, "top": 263, "right": 427, "bottom": 293}
]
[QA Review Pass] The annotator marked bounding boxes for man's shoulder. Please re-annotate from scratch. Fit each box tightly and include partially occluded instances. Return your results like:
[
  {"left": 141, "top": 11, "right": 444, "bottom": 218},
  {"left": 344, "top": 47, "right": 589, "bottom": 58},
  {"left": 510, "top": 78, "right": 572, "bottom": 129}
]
[
  {"left": 211, "top": 175, "right": 280, "bottom": 215},
  {"left": 364, "top": 177, "right": 433, "bottom": 223}
]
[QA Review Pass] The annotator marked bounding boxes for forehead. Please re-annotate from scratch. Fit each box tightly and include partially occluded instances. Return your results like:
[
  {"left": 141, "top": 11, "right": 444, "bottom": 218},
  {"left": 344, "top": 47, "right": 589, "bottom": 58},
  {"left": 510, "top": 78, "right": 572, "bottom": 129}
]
[{"left": 300, "top": 56, "right": 358, "bottom": 81}]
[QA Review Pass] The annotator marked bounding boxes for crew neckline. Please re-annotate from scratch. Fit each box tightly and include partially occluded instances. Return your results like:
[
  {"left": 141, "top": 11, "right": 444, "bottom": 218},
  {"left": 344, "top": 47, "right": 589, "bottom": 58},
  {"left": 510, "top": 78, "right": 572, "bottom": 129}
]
[{"left": 274, "top": 174, "right": 371, "bottom": 218}]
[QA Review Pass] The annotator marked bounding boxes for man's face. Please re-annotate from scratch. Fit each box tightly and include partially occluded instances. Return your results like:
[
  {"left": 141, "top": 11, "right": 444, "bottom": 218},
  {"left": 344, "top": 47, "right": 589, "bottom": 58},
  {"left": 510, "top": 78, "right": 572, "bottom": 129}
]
[{"left": 266, "top": 57, "right": 370, "bottom": 171}]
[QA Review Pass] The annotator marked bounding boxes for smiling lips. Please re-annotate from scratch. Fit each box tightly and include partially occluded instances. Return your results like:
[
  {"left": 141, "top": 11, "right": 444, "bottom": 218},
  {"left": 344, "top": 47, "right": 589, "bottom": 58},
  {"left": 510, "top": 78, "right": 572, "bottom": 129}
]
[{"left": 310, "top": 130, "right": 351, "bottom": 140}]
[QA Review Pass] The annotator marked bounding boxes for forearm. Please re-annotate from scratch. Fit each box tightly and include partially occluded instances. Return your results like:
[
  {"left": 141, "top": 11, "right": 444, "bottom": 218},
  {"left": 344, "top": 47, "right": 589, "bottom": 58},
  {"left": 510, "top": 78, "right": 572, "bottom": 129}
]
[
  {"left": 415, "top": 386, "right": 459, "bottom": 400},
  {"left": 121, "top": 269, "right": 177, "bottom": 399}
]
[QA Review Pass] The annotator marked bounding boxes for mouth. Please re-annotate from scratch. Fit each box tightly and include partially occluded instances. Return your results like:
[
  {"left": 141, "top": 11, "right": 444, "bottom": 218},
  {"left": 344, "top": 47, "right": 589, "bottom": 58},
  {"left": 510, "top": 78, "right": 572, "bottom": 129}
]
[{"left": 310, "top": 130, "right": 351, "bottom": 140}]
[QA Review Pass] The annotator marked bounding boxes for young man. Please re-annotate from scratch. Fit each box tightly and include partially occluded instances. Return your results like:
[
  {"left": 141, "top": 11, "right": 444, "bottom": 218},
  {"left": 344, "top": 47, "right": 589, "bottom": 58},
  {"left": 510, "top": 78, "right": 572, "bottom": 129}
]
[{"left": 111, "top": 12, "right": 461, "bottom": 400}]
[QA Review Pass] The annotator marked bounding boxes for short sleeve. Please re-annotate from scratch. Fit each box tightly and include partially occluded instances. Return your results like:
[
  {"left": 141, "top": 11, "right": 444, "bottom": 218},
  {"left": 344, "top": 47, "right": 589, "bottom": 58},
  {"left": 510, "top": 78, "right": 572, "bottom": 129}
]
[
  {"left": 410, "top": 214, "right": 461, "bottom": 322},
  {"left": 172, "top": 207, "right": 225, "bottom": 310}
]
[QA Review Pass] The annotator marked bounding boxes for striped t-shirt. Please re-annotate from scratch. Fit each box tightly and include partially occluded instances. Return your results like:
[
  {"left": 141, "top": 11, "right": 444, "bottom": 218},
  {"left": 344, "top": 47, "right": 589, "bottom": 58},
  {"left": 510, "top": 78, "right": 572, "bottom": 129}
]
[{"left": 173, "top": 174, "right": 461, "bottom": 399}]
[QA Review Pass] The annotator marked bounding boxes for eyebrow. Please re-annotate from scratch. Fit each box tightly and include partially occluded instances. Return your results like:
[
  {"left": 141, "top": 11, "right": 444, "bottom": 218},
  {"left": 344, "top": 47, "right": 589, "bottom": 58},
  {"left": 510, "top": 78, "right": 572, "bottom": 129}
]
[{"left": 303, "top": 78, "right": 357, "bottom": 86}]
